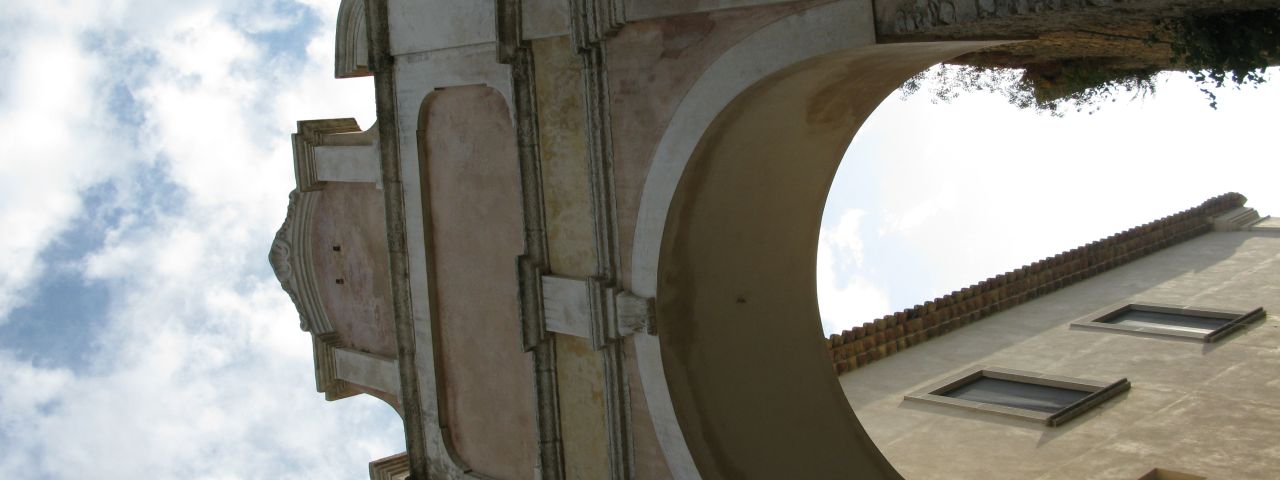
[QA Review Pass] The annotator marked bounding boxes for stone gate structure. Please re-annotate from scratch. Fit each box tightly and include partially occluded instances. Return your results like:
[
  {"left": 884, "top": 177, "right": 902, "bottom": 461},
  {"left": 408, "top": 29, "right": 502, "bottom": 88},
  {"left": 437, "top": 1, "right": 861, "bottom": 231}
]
[{"left": 268, "top": 1, "right": 1272, "bottom": 478}]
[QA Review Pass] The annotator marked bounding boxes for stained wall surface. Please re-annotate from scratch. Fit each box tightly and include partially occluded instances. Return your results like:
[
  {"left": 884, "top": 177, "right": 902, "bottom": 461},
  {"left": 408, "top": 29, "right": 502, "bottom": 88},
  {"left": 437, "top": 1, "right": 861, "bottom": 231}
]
[
  {"left": 606, "top": 1, "right": 814, "bottom": 290},
  {"left": 419, "top": 85, "right": 536, "bottom": 479},
  {"left": 842, "top": 231, "right": 1280, "bottom": 479},
  {"left": 530, "top": 35, "right": 612, "bottom": 480},
  {"left": 309, "top": 183, "right": 397, "bottom": 357}
]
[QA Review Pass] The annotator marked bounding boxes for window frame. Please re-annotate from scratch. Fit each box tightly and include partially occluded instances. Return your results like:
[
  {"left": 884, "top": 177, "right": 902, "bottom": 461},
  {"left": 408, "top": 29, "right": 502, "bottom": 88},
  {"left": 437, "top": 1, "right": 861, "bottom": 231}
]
[
  {"left": 1137, "top": 467, "right": 1207, "bottom": 480},
  {"left": 904, "top": 366, "right": 1130, "bottom": 427},
  {"left": 1069, "top": 302, "right": 1265, "bottom": 343}
]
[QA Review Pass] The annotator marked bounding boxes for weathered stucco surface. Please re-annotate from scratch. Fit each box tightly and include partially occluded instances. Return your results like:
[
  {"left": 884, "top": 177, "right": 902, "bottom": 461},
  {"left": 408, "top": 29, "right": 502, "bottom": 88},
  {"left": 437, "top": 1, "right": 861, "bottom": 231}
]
[
  {"left": 419, "top": 85, "right": 535, "bottom": 479},
  {"left": 626, "top": 0, "right": 804, "bottom": 21},
  {"left": 622, "top": 338, "right": 673, "bottom": 479},
  {"left": 603, "top": 7, "right": 844, "bottom": 477},
  {"left": 387, "top": 0, "right": 494, "bottom": 55},
  {"left": 309, "top": 183, "right": 397, "bottom": 357},
  {"left": 531, "top": 36, "right": 610, "bottom": 480},
  {"left": 606, "top": 2, "right": 815, "bottom": 291},
  {"left": 533, "top": 36, "right": 598, "bottom": 278},
  {"left": 844, "top": 231, "right": 1280, "bottom": 480}
]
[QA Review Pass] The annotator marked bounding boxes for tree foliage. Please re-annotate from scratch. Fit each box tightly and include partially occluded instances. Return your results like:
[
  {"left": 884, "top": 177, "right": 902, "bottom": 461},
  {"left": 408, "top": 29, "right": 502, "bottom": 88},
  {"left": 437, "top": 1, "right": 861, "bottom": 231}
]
[
  {"left": 900, "top": 62, "right": 1158, "bottom": 116},
  {"left": 1160, "top": 9, "right": 1280, "bottom": 108},
  {"left": 901, "top": 9, "right": 1280, "bottom": 113}
]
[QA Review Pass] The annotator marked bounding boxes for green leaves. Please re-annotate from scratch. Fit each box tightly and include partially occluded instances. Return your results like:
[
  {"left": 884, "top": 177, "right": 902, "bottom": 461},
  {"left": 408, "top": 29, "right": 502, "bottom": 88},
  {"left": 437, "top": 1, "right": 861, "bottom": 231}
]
[
  {"left": 1162, "top": 10, "right": 1279, "bottom": 109},
  {"left": 902, "top": 9, "right": 1278, "bottom": 113}
]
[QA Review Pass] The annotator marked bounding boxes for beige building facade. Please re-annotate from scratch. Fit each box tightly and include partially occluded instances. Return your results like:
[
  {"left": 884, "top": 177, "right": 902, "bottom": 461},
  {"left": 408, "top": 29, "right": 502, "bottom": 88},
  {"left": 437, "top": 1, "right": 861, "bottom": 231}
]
[
  {"left": 836, "top": 205, "right": 1280, "bottom": 479},
  {"left": 268, "top": 1, "right": 1280, "bottom": 478}
]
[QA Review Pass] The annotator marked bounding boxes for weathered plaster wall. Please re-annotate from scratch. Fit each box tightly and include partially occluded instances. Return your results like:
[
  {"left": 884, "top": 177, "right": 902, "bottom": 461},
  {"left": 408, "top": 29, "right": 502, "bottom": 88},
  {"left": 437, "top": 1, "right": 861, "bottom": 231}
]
[
  {"left": 309, "top": 183, "right": 397, "bottom": 357},
  {"left": 522, "top": 0, "right": 569, "bottom": 39},
  {"left": 419, "top": 85, "right": 535, "bottom": 479},
  {"left": 531, "top": 36, "right": 610, "bottom": 480},
  {"left": 843, "top": 230, "right": 1280, "bottom": 479},
  {"left": 387, "top": 0, "right": 495, "bottom": 55},
  {"left": 626, "top": 0, "right": 805, "bottom": 21},
  {"left": 604, "top": 7, "right": 832, "bottom": 477},
  {"left": 533, "top": 37, "right": 598, "bottom": 278},
  {"left": 621, "top": 339, "right": 672, "bottom": 479},
  {"left": 606, "top": 1, "right": 816, "bottom": 291}
]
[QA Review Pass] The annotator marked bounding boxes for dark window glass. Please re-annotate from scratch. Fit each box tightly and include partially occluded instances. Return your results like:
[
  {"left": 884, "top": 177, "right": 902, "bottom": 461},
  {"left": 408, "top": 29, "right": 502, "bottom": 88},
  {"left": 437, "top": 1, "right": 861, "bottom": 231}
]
[
  {"left": 944, "top": 377, "right": 1089, "bottom": 413},
  {"left": 1104, "top": 310, "right": 1228, "bottom": 335}
]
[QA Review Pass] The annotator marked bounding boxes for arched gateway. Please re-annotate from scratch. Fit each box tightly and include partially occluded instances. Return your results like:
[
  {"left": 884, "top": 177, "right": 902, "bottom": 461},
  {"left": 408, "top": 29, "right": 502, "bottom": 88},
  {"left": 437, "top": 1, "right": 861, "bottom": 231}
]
[{"left": 270, "top": 0, "right": 1230, "bottom": 478}]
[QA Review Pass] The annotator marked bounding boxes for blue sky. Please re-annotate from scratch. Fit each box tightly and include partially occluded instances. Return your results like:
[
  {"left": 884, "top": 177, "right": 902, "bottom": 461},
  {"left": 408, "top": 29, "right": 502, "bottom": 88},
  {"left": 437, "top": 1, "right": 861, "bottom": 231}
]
[
  {"left": 0, "top": 0, "right": 1276, "bottom": 477},
  {"left": 0, "top": 1, "right": 402, "bottom": 478}
]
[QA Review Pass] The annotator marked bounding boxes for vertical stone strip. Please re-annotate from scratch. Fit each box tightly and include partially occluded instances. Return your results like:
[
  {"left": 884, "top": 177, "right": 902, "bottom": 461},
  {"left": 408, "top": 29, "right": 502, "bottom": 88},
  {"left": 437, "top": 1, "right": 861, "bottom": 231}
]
[
  {"left": 569, "top": 1, "right": 634, "bottom": 479},
  {"left": 498, "top": 2, "right": 567, "bottom": 478},
  {"left": 533, "top": 35, "right": 612, "bottom": 480},
  {"left": 364, "top": 0, "right": 430, "bottom": 478}
]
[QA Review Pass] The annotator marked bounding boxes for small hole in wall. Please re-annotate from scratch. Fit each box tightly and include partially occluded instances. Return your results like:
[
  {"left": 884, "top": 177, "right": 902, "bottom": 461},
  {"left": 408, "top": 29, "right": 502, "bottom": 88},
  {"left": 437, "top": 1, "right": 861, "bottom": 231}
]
[
  {"left": 332, "top": 245, "right": 341, "bottom": 252},
  {"left": 335, "top": 278, "right": 345, "bottom": 285}
]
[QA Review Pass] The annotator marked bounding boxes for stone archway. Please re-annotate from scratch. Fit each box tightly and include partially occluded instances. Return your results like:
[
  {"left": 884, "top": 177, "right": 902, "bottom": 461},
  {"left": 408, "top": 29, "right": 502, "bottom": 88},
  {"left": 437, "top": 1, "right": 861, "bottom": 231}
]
[{"left": 627, "top": 3, "right": 1005, "bottom": 477}]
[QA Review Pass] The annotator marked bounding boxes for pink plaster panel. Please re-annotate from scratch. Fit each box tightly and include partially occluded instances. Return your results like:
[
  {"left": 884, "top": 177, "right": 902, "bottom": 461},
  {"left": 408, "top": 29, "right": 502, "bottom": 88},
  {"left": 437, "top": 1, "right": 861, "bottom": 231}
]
[
  {"left": 421, "top": 85, "right": 537, "bottom": 479},
  {"left": 310, "top": 183, "right": 398, "bottom": 357}
]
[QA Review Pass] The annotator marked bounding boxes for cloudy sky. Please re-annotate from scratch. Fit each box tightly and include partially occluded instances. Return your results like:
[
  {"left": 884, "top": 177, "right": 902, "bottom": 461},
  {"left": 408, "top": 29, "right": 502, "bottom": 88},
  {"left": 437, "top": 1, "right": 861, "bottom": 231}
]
[
  {"left": 0, "top": 0, "right": 1276, "bottom": 477},
  {"left": 0, "top": 1, "right": 403, "bottom": 478}
]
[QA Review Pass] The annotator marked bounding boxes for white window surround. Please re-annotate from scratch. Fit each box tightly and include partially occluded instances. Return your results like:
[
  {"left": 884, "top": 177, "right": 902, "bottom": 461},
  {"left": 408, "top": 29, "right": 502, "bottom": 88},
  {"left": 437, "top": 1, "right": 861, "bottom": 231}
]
[
  {"left": 905, "top": 366, "right": 1130, "bottom": 427},
  {"left": 1069, "top": 302, "right": 1266, "bottom": 343}
]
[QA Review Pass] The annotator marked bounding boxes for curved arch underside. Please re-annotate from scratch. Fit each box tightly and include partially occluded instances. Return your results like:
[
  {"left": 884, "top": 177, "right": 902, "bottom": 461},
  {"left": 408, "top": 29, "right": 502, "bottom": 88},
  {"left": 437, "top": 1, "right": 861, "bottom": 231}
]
[{"left": 654, "top": 41, "right": 1002, "bottom": 479}]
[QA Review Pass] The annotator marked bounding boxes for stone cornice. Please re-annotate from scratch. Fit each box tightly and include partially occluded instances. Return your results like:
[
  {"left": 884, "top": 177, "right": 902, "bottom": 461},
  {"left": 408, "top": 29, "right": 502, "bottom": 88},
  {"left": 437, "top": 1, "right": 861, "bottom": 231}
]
[
  {"left": 336, "top": 0, "right": 373, "bottom": 79},
  {"left": 292, "top": 118, "right": 366, "bottom": 192},
  {"left": 314, "top": 332, "right": 359, "bottom": 401},
  {"left": 368, "top": 452, "right": 410, "bottom": 480},
  {"left": 270, "top": 190, "right": 333, "bottom": 334}
]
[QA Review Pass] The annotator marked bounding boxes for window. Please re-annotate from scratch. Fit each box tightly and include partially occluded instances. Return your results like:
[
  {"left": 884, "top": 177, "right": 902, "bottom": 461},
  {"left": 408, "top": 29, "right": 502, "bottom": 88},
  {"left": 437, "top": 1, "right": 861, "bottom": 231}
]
[
  {"left": 905, "top": 366, "right": 1129, "bottom": 426},
  {"left": 1137, "top": 468, "right": 1206, "bottom": 480},
  {"left": 1070, "top": 303, "right": 1265, "bottom": 343}
]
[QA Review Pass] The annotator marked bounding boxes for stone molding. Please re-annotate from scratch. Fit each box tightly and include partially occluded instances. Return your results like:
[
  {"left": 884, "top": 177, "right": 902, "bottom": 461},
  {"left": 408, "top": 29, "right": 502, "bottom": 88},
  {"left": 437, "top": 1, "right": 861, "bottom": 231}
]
[
  {"left": 363, "top": 0, "right": 432, "bottom": 476},
  {"left": 884, "top": 0, "right": 1126, "bottom": 36},
  {"left": 368, "top": 452, "right": 411, "bottom": 480},
  {"left": 1212, "top": 206, "right": 1261, "bottom": 231},
  {"left": 292, "top": 118, "right": 380, "bottom": 192},
  {"left": 587, "top": 277, "right": 655, "bottom": 349},
  {"left": 541, "top": 275, "right": 655, "bottom": 343},
  {"left": 569, "top": 0, "right": 635, "bottom": 476},
  {"left": 569, "top": 0, "right": 625, "bottom": 47},
  {"left": 500, "top": 2, "right": 568, "bottom": 476},
  {"left": 334, "top": 346, "right": 402, "bottom": 399},
  {"left": 270, "top": 190, "right": 333, "bottom": 334},
  {"left": 337, "top": 0, "right": 373, "bottom": 78},
  {"left": 828, "top": 192, "right": 1248, "bottom": 373},
  {"left": 314, "top": 332, "right": 359, "bottom": 401}
]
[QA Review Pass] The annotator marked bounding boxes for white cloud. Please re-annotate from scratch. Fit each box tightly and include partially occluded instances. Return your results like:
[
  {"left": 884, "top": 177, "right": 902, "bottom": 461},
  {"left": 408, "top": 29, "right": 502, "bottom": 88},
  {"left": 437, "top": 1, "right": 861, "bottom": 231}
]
[
  {"left": 824, "top": 65, "right": 1280, "bottom": 315},
  {"left": 817, "top": 210, "right": 892, "bottom": 335},
  {"left": 0, "top": 0, "right": 400, "bottom": 478},
  {"left": 0, "top": 4, "right": 136, "bottom": 321}
]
